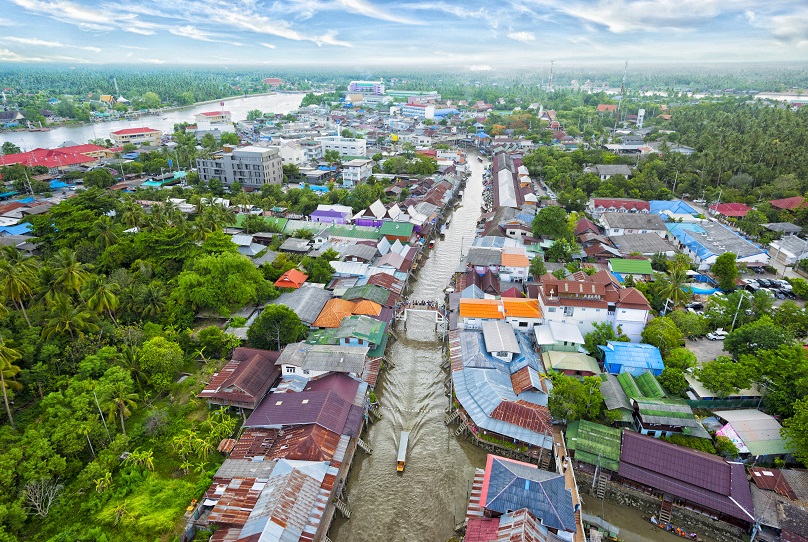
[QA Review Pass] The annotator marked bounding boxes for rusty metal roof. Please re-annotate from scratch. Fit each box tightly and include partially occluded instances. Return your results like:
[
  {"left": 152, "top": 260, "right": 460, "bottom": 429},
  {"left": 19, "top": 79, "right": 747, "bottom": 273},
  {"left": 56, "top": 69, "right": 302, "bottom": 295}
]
[
  {"left": 266, "top": 425, "right": 341, "bottom": 463},
  {"left": 199, "top": 348, "right": 281, "bottom": 409}
]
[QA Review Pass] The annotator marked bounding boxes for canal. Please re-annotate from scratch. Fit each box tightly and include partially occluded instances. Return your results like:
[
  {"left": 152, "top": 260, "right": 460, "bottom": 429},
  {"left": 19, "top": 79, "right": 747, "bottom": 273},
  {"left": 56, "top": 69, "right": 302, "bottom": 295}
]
[
  {"left": 0, "top": 93, "right": 304, "bottom": 150},
  {"left": 330, "top": 155, "right": 490, "bottom": 542}
]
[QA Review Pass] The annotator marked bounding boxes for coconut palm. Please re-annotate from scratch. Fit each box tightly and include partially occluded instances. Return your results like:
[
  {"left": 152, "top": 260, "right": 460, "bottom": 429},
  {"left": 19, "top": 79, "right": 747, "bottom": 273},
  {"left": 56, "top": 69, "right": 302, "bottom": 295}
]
[
  {"left": 42, "top": 293, "right": 100, "bottom": 340},
  {"left": 659, "top": 264, "right": 692, "bottom": 308},
  {"left": 119, "top": 200, "right": 147, "bottom": 229},
  {"left": 35, "top": 265, "right": 61, "bottom": 307},
  {"left": 83, "top": 276, "right": 120, "bottom": 326},
  {"left": 91, "top": 216, "right": 119, "bottom": 250},
  {"left": 118, "top": 345, "right": 146, "bottom": 390},
  {"left": 135, "top": 283, "right": 166, "bottom": 319},
  {"left": 0, "top": 339, "right": 22, "bottom": 428},
  {"left": 0, "top": 250, "right": 38, "bottom": 326},
  {"left": 52, "top": 249, "right": 91, "bottom": 297},
  {"left": 103, "top": 379, "right": 138, "bottom": 436}
]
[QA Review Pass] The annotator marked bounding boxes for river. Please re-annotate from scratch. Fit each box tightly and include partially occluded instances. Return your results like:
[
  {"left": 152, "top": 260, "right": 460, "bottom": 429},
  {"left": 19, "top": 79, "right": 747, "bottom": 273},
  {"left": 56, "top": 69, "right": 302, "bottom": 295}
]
[
  {"left": 329, "top": 156, "right": 490, "bottom": 542},
  {"left": 0, "top": 93, "right": 305, "bottom": 151}
]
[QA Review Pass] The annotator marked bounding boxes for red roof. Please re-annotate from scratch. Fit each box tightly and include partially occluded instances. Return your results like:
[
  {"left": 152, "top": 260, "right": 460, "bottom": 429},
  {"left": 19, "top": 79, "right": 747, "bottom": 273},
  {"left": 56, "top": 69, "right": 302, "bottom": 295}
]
[
  {"left": 597, "top": 104, "right": 617, "bottom": 112},
  {"left": 274, "top": 268, "right": 308, "bottom": 289},
  {"left": 769, "top": 196, "right": 808, "bottom": 211},
  {"left": 0, "top": 145, "right": 104, "bottom": 169},
  {"left": 709, "top": 202, "right": 751, "bottom": 217},
  {"left": 200, "top": 111, "right": 231, "bottom": 116},
  {"left": 111, "top": 127, "right": 161, "bottom": 135},
  {"left": 593, "top": 198, "right": 650, "bottom": 212}
]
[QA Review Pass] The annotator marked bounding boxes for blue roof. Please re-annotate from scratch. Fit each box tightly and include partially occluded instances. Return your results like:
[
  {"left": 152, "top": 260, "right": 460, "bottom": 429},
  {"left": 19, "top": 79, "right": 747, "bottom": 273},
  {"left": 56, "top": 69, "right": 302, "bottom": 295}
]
[
  {"left": 485, "top": 456, "right": 577, "bottom": 532},
  {"left": 0, "top": 223, "right": 33, "bottom": 235},
  {"left": 650, "top": 199, "right": 699, "bottom": 218},
  {"left": 308, "top": 185, "right": 329, "bottom": 193},
  {"left": 599, "top": 341, "right": 664, "bottom": 373},
  {"left": 18, "top": 197, "right": 35, "bottom": 204},
  {"left": 0, "top": 191, "right": 20, "bottom": 199},
  {"left": 666, "top": 223, "right": 715, "bottom": 261},
  {"left": 49, "top": 180, "right": 69, "bottom": 189}
]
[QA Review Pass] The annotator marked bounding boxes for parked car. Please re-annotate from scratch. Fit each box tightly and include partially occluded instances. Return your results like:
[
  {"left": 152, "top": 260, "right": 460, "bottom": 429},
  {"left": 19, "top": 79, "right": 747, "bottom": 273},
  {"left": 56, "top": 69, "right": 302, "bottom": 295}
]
[{"left": 707, "top": 332, "right": 726, "bottom": 341}]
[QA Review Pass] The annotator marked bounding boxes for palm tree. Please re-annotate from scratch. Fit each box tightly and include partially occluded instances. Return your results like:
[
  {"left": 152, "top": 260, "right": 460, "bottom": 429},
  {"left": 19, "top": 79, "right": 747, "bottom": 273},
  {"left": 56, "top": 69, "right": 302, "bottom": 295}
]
[
  {"left": 119, "top": 200, "right": 146, "bottom": 230},
  {"left": 83, "top": 276, "right": 120, "bottom": 326},
  {"left": 118, "top": 346, "right": 146, "bottom": 390},
  {"left": 0, "top": 339, "right": 22, "bottom": 428},
  {"left": 42, "top": 293, "right": 100, "bottom": 340},
  {"left": 52, "top": 249, "right": 91, "bottom": 297},
  {"left": 0, "top": 252, "right": 38, "bottom": 326},
  {"left": 91, "top": 216, "right": 119, "bottom": 250},
  {"left": 103, "top": 380, "right": 138, "bottom": 436},
  {"left": 36, "top": 265, "right": 61, "bottom": 308},
  {"left": 659, "top": 264, "right": 692, "bottom": 308},
  {"left": 136, "top": 283, "right": 166, "bottom": 319}
]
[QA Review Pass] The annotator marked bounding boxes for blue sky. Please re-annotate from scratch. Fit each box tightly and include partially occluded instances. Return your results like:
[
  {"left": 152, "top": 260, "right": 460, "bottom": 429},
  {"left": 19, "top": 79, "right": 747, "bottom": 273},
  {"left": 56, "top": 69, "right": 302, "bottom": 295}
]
[{"left": 0, "top": 0, "right": 806, "bottom": 67}]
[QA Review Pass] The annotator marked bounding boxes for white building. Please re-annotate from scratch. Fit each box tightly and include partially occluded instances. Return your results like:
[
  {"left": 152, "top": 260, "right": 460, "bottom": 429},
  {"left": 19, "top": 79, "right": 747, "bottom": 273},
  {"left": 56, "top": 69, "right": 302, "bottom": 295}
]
[
  {"left": 400, "top": 103, "right": 435, "bottom": 119},
  {"left": 767, "top": 235, "right": 808, "bottom": 268},
  {"left": 278, "top": 140, "right": 306, "bottom": 166},
  {"left": 535, "top": 270, "right": 651, "bottom": 341},
  {"left": 342, "top": 159, "right": 374, "bottom": 187},
  {"left": 318, "top": 136, "right": 367, "bottom": 157},
  {"left": 600, "top": 212, "right": 667, "bottom": 238},
  {"left": 196, "top": 146, "right": 283, "bottom": 188},
  {"left": 110, "top": 127, "right": 162, "bottom": 146}
]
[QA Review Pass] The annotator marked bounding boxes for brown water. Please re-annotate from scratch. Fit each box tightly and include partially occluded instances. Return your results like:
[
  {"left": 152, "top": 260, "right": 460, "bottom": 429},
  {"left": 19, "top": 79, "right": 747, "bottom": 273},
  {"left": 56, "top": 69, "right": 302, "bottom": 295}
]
[{"left": 329, "top": 156, "right": 489, "bottom": 542}]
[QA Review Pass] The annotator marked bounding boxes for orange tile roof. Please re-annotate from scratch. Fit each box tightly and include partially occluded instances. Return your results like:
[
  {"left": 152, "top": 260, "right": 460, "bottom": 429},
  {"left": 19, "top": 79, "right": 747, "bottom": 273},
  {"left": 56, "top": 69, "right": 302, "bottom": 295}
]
[
  {"left": 274, "top": 268, "right": 309, "bottom": 289},
  {"left": 502, "top": 298, "right": 541, "bottom": 318},
  {"left": 312, "top": 298, "right": 355, "bottom": 328},
  {"left": 459, "top": 299, "right": 505, "bottom": 319},
  {"left": 350, "top": 299, "right": 382, "bottom": 316},
  {"left": 501, "top": 248, "right": 530, "bottom": 268}
]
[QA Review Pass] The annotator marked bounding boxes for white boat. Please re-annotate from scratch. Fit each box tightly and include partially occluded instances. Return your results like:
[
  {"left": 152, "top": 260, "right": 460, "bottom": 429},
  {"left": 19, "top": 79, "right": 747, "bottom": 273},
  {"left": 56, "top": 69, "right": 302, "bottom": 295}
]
[{"left": 397, "top": 431, "right": 409, "bottom": 472}]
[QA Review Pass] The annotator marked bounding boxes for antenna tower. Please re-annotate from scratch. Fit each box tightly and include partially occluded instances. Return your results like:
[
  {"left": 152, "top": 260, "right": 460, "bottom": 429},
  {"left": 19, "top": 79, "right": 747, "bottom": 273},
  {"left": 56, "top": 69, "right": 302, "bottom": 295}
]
[
  {"left": 548, "top": 60, "right": 554, "bottom": 92},
  {"left": 615, "top": 61, "right": 628, "bottom": 130}
]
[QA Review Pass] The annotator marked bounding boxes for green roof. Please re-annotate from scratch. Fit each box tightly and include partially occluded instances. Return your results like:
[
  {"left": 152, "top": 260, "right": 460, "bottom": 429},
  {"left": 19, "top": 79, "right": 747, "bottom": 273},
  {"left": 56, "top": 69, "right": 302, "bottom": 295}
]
[
  {"left": 566, "top": 420, "right": 622, "bottom": 472},
  {"left": 635, "top": 398, "right": 695, "bottom": 419},
  {"left": 635, "top": 372, "right": 665, "bottom": 399},
  {"left": 326, "top": 225, "right": 382, "bottom": 240},
  {"left": 367, "top": 329, "right": 389, "bottom": 358},
  {"left": 306, "top": 314, "right": 386, "bottom": 347},
  {"left": 379, "top": 221, "right": 414, "bottom": 237},
  {"left": 341, "top": 284, "right": 390, "bottom": 306},
  {"left": 609, "top": 258, "right": 653, "bottom": 275},
  {"left": 617, "top": 372, "right": 641, "bottom": 399},
  {"left": 233, "top": 214, "right": 288, "bottom": 232}
]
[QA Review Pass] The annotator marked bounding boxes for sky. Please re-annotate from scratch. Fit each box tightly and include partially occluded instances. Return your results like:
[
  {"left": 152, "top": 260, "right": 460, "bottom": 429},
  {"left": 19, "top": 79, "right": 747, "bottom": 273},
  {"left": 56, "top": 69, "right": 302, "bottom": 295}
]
[{"left": 0, "top": 0, "right": 806, "bottom": 67}]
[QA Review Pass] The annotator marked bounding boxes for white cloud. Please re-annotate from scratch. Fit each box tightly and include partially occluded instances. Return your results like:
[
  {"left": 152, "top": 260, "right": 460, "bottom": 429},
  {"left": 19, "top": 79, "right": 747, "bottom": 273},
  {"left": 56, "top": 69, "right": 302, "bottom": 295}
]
[
  {"left": 120, "top": 45, "right": 149, "bottom": 50},
  {"left": 507, "top": 31, "right": 536, "bottom": 43},
  {"left": 404, "top": 2, "right": 488, "bottom": 19},
  {"left": 0, "top": 47, "right": 92, "bottom": 62},
  {"left": 751, "top": 7, "right": 808, "bottom": 46},
  {"left": 470, "top": 65, "right": 493, "bottom": 71},
  {"left": 138, "top": 57, "right": 165, "bottom": 63},
  {"left": 0, "top": 36, "right": 102, "bottom": 52},
  {"left": 260, "top": 42, "right": 277, "bottom": 49},
  {"left": 0, "top": 18, "right": 13, "bottom": 26},
  {"left": 275, "top": 0, "right": 424, "bottom": 25},
  {"left": 11, "top": 0, "right": 161, "bottom": 35}
]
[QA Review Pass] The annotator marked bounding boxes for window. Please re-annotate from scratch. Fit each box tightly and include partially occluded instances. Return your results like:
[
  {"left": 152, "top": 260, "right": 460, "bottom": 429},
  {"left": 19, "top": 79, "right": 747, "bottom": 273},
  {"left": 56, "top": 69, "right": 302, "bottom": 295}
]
[
  {"left": 519, "top": 322, "right": 528, "bottom": 328},
  {"left": 564, "top": 306, "right": 574, "bottom": 317},
  {"left": 548, "top": 308, "right": 556, "bottom": 313},
  {"left": 286, "top": 366, "right": 296, "bottom": 374},
  {"left": 303, "top": 370, "right": 310, "bottom": 375}
]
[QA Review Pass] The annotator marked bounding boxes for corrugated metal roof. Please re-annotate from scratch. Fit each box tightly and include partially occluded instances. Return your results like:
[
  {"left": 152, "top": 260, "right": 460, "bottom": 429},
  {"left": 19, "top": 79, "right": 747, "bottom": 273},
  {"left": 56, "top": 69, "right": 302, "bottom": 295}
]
[
  {"left": 270, "top": 285, "right": 332, "bottom": 326},
  {"left": 618, "top": 431, "right": 755, "bottom": 522},
  {"left": 482, "top": 455, "right": 576, "bottom": 533},
  {"left": 277, "top": 342, "right": 368, "bottom": 374},
  {"left": 199, "top": 348, "right": 281, "bottom": 409},
  {"left": 482, "top": 320, "right": 521, "bottom": 354}
]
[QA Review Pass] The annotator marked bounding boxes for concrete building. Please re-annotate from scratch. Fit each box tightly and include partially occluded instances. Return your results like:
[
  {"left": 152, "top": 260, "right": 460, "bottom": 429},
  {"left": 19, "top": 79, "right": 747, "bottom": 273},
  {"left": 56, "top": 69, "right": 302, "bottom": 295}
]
[
  {"left": 110, "top": 127, "right": 162, "bottom": 146},
  {"left": 768, "top": 235, "right": 808, "bottom": 268},
  {"left": 348, "top": 81, "right": 385, "bottom": 95},
  {"left": 278, "top": 140, "right": 306, "bottom": 166},
  {"left": 195, "top": 111, "right": 232, "bottom": 124},
  {"left": 666, "top": 221, "right": 769, "bottom": 269},
  {"left": 319, "top": 136, "right": 367, "bottom": 157},
  {"left": 342, "top": 159, "right": 374, "bottom": 187},
  {"left": 400, "top": 103, "right": 435, "bottom": 119},
  {"left": 196, "top": 146, "right": 283, "bottom": 188}
]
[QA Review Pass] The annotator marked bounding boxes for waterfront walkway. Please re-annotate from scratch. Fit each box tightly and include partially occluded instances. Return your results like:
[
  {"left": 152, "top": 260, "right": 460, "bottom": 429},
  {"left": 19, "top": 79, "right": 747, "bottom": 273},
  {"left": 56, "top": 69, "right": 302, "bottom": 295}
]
[{"left": 553, "top": 426, "right": 586, "bottom": 542}]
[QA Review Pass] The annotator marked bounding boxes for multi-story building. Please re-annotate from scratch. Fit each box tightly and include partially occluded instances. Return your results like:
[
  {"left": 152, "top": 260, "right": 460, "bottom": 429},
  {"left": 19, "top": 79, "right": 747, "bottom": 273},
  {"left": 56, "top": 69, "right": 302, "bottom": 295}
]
[
  {"left": 196, "top": 146, "right": 282, "bottom": 188},
  {"left": 533, "top": 269, "right": 651, "bottom": 341},
  {"left": 110, "top": 127, "right": 162, "bottom": 146},
  {"left": 348, "top": 80, "right": 385, "bottom": 95},
  {"left": 400, "top": 103, "right": 435, "bottom": 119},
  {"left": 194, "top": 111, "right": 232, "bottom": 124},
  {"left": 341, "top": 159, "right": 374, "bottom": 187},
  {"left": 318, "top": 136, "right": 367, "bottom": 157}
]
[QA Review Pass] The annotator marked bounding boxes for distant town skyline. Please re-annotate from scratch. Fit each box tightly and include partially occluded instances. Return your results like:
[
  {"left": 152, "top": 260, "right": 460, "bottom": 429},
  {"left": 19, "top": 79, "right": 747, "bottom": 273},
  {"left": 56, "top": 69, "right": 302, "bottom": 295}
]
[{"left": 1, "top": 0, "right": 806, "bottom": 67}]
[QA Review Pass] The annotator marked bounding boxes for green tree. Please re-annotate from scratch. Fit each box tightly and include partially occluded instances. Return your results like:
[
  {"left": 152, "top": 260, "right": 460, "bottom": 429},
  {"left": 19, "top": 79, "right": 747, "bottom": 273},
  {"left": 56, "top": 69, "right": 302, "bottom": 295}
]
[
  {"left": 91, "top": 216, "right": 119, "bottom": 250},
  {"left": 531, "top": 206, "right": 572, "bottom": 239},
  {"left": 52, "top": 249, "right": 92, "bottom": 296},
  {"left": 0, "top": 248, "right": 38, "bottom": 326},
  {"left": 247, "top": 305, "right": 307, "bottom": 350},
  {"left": 83, "top": 276, "right": 121, "bottom": 326},
  {"left": 772, "top": 300, "right": 808, "bottom": 336},
  {"left": 220, "top": 132, "right": 239, "bottom": 145},
  {"left": 83, "top": 169, "right": 115, "bottom": 189},
  {"left": 246, "top": 109, "right": 263, "bottom": 121},
  {"left": 529, "top": 258, "right": 547, "bottom": 279},
  {"left": 714, "top": 435, "right": 739, "bottom": 458},
  {"left": 657, "top": 367, "right": 688, "bottom": 396},
  {"left": 664, "top": 347, "right": 697, "bottom": 371},
  {"left": 641, "top": 316, "right": 684, "bottom": 358},
  {"left": 139, "top": 336, "right": 183, "bottom": 390},
  {"left": 782, "top": 397, "right": 808, "bottom": 465},
  {"left": 1, "top": 142, "right": 21, "bottom": 155},
  {"left": 42, "top": 293, "right": 100, "bottom": 340},
  {"left": 667, "top": 310, "right": 708, "bottom": 338},
  {"left": 724, "top": 315, "right": 794, "bottom": 358},
  {"left": 548, "top": 374, "right": 604, "bottom": 422},
  {"left": 545, "top": 238, "right": 577, "bottom": 263},
  {"left": 696, "top": 356, "right": 755, "bottom": 398},
  {"left": 0, "top": 339, "right": 22, "bottom": 428},
  {"left": 174, "top": 253, "right": 275, "bottom": 315},
  {"left": 658, "top": 265, "right": 691, "bottom": 307},
  {"left": 201, "top": 133, "right": 218, "bottom": 150},
  {"left": 712, "top": 252, "right": 738, "bottom": 292},
  {"left": 99, "top": 367, "right": 138, "bottom": 435},
  {"left": 584, "top": 321, "right": 629, "bottom": 359}
]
